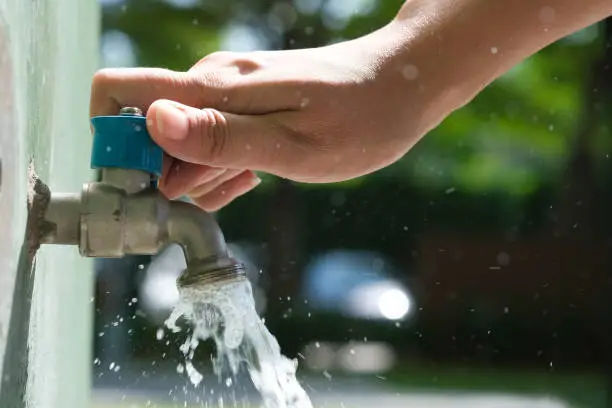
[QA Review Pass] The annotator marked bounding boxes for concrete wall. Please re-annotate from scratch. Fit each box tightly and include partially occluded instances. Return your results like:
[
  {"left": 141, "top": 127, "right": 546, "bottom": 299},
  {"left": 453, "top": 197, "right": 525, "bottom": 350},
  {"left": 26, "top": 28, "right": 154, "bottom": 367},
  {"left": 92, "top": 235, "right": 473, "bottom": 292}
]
[{"left": 0, "top": 1, "right": 99, "bottom": 407}]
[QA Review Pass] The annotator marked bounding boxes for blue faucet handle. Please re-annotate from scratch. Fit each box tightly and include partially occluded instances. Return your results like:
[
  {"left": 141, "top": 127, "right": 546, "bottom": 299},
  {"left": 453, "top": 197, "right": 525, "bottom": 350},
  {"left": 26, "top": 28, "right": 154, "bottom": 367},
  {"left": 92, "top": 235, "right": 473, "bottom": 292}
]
[{"left": 90, "top": 111, "right": 163, "bottom": 177}]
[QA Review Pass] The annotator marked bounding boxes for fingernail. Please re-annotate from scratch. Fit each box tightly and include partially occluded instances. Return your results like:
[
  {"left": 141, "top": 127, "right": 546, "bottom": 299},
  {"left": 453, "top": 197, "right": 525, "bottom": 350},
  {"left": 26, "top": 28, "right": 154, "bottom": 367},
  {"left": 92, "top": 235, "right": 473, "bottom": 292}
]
[
  {"left": 250, "top": 176, "right": 262, "bottom": 187},
  {"left": 155, "top": 102, "right": 188, "bottom": 140}
]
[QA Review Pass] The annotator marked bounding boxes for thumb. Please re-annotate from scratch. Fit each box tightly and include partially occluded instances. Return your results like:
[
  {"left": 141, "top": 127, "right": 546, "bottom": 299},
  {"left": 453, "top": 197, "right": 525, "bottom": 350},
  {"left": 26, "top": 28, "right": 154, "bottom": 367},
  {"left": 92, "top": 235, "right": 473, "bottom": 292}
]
[{"left": 147, "top": 99, "right": 291, "bottom": 171}]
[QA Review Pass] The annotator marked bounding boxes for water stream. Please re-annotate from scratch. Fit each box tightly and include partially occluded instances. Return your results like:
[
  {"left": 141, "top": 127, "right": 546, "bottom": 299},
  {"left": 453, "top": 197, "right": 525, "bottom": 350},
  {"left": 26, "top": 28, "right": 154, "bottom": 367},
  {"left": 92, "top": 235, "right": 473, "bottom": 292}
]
[{"left": 165, "top": 278, "right": 313, "bottom": 408}]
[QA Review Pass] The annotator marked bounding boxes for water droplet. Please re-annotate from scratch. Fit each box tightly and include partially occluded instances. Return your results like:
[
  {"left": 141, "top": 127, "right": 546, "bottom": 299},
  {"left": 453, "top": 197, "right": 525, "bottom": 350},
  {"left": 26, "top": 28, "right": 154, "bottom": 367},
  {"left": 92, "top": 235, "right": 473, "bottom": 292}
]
[
  {"left": 445, "top": 187, "right": 456, "bottom": 194},
  {"left": 300, "top": 97, "right": 310, "bottom": 108},
  {"left": 225, "top": 377, "right": 233, "bottom": 387},
  {"left": 106, "top": 146, "right": 112, "bottom": 152},
  {"left": 176, "top": 363, "right": 185, "bottom": 374},
  {"left": 490, "top": 47, "right": 499, "bottom": 55},
  {"left": 109, "top": 362, "right": 115, "bottom": 370},
  {"left": 246, "top": 144, "right": 252, "bottom": 150},
  {"left": 548, "top": 124, "right": 554, "bottom": 131},
  {"left": 156, "top": 328, "right": 165, "bottom": 341},
  {"left": 134, "top": 125, "right": 142, "bottom": 132},
  {"left": 401, "top": 64, "right": 419, "bottom": 80}
]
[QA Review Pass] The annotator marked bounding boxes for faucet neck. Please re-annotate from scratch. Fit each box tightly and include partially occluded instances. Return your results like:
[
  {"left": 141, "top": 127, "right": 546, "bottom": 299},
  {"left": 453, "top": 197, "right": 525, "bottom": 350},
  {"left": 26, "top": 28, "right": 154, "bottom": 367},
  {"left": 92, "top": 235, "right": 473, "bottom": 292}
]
[{"left": 101, "top": 168, "right": 154, "bottom": 194}]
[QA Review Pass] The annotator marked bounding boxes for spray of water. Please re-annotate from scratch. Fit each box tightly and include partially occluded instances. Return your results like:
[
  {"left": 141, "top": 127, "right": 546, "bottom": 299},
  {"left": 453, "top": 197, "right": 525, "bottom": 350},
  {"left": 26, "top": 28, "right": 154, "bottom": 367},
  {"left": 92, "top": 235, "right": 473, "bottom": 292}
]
[{"left": 165, "top": 278, "right": 313, "bottom": 408}]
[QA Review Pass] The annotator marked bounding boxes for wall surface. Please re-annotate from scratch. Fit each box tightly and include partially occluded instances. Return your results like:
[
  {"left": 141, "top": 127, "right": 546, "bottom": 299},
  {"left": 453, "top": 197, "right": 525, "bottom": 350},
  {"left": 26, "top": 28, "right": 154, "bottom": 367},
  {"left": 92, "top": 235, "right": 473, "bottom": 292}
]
[{"left": 0, "top": 0, "right": 99, "bottom": 407}]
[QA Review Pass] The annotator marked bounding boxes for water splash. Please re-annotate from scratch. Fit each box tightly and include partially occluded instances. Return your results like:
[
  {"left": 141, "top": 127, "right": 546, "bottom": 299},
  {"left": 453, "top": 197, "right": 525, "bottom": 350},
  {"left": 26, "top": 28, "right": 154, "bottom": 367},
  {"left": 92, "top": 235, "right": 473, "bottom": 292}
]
[{"left": 165, "top": 279, "right": 313, "bottom": 408}]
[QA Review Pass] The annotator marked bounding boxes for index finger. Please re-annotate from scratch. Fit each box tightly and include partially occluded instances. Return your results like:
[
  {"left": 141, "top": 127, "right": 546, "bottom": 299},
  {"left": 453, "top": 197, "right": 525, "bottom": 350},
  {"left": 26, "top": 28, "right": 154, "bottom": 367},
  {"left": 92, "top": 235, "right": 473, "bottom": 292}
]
[{"left": 89, "top": 67, "right": 201, "bottom": 118}]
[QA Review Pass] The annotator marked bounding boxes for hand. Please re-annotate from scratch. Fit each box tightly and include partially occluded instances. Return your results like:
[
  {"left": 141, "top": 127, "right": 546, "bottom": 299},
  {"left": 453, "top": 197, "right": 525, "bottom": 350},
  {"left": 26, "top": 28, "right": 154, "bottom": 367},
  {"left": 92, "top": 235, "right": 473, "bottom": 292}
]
[
  {"left": 90, "top": 0, "right": 612, "bottom": 212},
  {"left": 89, "top": 23, "right": 444, "bottom": 211}
]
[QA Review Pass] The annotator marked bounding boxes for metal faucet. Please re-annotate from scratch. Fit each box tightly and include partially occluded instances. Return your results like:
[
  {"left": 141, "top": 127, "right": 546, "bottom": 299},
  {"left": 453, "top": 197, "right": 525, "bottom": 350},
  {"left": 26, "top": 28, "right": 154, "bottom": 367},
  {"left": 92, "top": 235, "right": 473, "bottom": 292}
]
[{"left": 39, "top": 107, "right": 245, "bottom": 287}]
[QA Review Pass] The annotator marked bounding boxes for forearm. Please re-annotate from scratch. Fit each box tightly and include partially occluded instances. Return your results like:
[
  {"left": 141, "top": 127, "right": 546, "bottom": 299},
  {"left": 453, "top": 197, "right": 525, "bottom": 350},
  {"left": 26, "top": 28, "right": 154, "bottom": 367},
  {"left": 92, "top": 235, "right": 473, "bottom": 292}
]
[{"left": 371, "top": 0, "right": 612, "bottom": 132}]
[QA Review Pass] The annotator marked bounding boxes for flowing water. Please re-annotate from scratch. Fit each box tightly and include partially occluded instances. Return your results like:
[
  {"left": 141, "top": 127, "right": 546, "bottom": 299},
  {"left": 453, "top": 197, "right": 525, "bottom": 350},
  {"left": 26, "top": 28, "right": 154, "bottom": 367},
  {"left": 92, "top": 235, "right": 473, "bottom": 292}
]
[{"left": 165, "top": 278, "right": 313, "bottom": 408}]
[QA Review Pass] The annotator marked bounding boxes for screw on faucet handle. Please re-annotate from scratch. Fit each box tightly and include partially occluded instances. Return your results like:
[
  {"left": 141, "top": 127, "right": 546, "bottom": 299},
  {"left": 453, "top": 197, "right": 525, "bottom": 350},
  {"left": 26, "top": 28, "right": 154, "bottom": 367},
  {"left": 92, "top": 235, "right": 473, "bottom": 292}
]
[{"left": 119, "top": 106, "right": 143, "bottom": 117}]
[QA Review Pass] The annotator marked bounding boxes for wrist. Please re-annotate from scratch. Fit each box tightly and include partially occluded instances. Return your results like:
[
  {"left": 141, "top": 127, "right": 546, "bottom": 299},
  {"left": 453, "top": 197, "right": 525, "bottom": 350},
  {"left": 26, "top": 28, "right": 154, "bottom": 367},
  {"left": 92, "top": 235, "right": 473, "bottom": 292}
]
[{"left": 362, "top": 15, "right": 481, "bottom": 138}]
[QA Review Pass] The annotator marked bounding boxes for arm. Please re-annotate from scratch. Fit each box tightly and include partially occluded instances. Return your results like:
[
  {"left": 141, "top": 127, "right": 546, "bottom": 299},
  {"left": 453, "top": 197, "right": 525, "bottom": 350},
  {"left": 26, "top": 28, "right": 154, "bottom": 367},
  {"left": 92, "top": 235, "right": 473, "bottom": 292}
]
[
  {"left": 386, "top": 0, "right": 612, "bottom": 119},
  {"left": 90, "top": 0, "right": 612, "bottom": 210}
]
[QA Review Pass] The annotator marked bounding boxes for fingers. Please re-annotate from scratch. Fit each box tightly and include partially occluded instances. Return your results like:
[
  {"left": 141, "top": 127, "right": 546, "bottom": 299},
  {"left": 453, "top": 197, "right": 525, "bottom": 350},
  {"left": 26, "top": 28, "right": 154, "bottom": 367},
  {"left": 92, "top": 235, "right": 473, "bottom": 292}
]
[
  {"left": 89, "top": 65, "right": 302, "bottom": 120},
  {"left": 188, "top": 169, "right": 244, "bottom": 198},
  {"left": 189, "top": 170, "right": 261, "bottom": 212},
  {"left": 147, "top": 99, "right": 299, "bottom": 172},
  {"left": 159, "top": 159, "right": 227, "bottom": 199},
  {"left": 90, "top": 68, "right": 201, "bottom": 118},
  {"left": 160, "top": 161, "right": 260, "bottom": 211}
]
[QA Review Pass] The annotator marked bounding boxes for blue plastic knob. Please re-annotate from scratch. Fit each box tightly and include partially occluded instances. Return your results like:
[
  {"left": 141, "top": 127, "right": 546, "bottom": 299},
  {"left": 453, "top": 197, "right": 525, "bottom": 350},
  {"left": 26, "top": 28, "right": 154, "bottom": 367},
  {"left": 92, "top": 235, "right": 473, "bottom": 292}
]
[{"left": 90, "top": 113, "right": 163, "bottom": 176}]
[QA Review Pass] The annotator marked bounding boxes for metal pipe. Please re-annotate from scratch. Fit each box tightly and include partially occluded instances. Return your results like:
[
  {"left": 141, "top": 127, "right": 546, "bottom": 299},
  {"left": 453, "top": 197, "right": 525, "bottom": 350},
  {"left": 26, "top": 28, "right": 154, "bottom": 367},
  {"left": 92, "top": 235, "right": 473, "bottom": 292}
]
[
  {"left": 41, "top": 192, "right": 81, "bottom": 245},
  {"left": 101, "top": 168, "right": 152, "bottom": 194}
]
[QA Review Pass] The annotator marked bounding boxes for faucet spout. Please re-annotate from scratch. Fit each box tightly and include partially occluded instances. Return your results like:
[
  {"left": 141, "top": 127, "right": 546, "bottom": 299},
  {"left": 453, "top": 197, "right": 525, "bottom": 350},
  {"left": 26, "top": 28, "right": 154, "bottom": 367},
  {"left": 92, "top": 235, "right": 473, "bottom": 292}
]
[
  {"left": 167, "top": 200, "right": 228, "bottom": 263},
  {"left": 167, "top": 200, "right": 246, "bottom": 287}
]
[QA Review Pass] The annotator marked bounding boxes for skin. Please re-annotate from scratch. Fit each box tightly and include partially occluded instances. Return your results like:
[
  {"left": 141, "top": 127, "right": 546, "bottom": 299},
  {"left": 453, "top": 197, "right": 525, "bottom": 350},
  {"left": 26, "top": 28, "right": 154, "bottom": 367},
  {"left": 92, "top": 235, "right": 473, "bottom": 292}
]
[{"left": 90, "top": 0, "right": 612, "bottom": 212}]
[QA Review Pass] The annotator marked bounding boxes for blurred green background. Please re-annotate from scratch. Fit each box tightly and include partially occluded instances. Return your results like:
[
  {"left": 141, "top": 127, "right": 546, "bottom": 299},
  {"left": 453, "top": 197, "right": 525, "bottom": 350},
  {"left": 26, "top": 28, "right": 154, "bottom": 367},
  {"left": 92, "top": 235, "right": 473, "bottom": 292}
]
[{"left": 92, "top": 1, "right": 612, "bottom": 407}]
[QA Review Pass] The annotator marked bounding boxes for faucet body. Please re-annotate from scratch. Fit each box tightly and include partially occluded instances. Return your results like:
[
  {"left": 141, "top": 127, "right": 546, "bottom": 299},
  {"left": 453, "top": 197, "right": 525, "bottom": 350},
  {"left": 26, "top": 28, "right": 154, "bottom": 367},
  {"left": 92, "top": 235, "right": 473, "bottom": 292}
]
[{"left": 40, "top": 108, "right": 245, "bottom": 287}]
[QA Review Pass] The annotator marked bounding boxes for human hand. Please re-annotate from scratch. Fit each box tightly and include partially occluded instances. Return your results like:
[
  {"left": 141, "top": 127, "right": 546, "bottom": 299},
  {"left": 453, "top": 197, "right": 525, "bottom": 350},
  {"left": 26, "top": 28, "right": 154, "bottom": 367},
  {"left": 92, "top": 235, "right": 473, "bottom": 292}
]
[
  {"left": 90, "top": 22, "right": 448, "bottom": 211},
  {"left": 90, "top": 0, "right": 612, "bottom": 212}
]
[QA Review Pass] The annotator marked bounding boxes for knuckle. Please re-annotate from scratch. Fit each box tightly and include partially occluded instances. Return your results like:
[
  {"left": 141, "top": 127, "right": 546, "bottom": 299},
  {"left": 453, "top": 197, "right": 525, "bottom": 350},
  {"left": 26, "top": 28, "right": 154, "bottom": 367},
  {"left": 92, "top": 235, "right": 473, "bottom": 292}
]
[
  {"left": 193, "top": 51, "right": 235, "bottom": 68},
  {"left": 205, "top": 50, "right": 235, "bottom": 62},
  {"left": 91, "top": 68, "right": 117, "bottom": 87},
  {"left": 189, "top": 109, "right": 230, "bottom": 164},
  {"left": 91, "top": 68, "right": 123, "bottom": 97},
  {"left": 187, "top": 71, "right": 234, "bottom": 106},
  {"left": 194, "top": 51, "right": 263, "bottom": 76}
]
